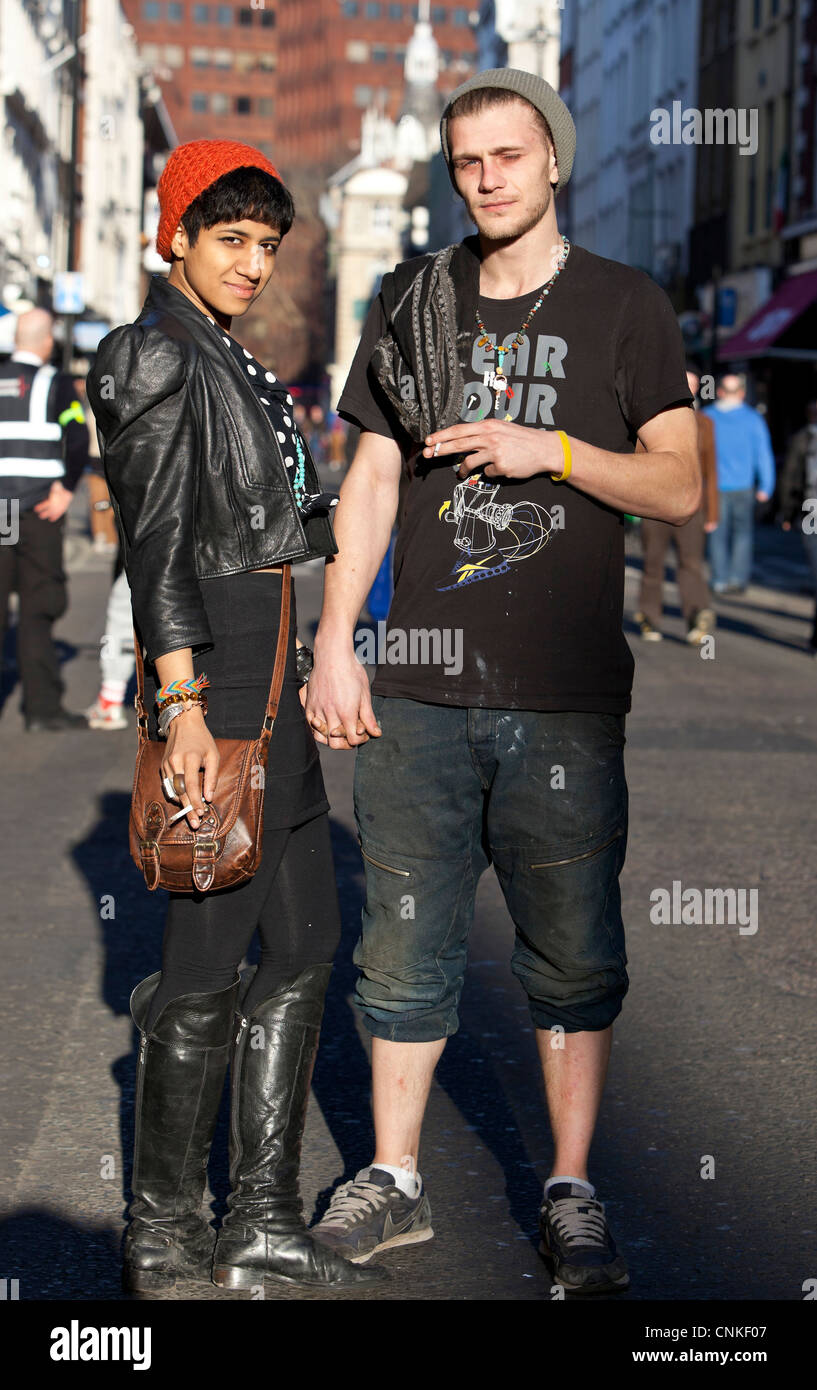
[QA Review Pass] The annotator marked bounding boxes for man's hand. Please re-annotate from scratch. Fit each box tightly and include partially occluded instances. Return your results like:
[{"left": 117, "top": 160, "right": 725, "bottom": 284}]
[
  {"left": 423, "top": 419, "right": 563, "bottom": 481},
  {"left": 756, "top": 491, "right": 770, "bottom": 504},
  {"left": 704, "top": 520, "right": 718, "bottom": 533},
  {"left": 305, "top": 640, "right": 381, "bottom": 749},
  {"left": 33, "top": 481, "right": 73, "bottom": 522}
]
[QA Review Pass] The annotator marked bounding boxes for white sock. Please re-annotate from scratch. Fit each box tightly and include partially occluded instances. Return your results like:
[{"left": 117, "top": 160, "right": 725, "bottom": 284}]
[
  {"left": 545, "top": 1174, "right": 596, "bottom": 1199},
  {"left": 365, "top": 1159, "right": 421, "bottom": 1199}
]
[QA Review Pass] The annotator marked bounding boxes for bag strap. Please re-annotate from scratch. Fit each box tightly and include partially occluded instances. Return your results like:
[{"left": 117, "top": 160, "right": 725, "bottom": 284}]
[{"left": 132, "top": 563, "right": 292, "bottom": 749}]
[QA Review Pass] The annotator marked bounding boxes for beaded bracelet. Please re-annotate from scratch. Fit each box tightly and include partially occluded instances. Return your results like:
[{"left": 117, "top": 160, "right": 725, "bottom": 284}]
[{"left": 155, "top": 673, "right": 210, "bottom": 708}]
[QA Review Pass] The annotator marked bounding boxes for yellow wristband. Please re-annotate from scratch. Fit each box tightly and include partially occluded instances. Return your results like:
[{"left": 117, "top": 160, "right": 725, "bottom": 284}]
[{"left": 553, "top": 430, "right": 572, "bottom": 481}]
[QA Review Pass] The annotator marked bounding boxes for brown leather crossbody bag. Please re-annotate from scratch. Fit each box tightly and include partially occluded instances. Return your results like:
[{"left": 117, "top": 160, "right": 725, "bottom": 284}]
[{"left": 129, "top": 565, "right": 291, "bottom": 894}]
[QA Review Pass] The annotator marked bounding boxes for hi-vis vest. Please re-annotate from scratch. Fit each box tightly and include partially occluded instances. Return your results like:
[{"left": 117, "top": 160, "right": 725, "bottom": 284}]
[{"left": 0, "top": 362, "right": 65, "bottom": 481}]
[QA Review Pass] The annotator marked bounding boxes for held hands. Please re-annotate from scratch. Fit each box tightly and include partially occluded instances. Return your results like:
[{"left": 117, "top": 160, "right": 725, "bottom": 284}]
[
  {"left": 161, "top": 706, "right": 220, "bottom": 830},
  {"left": 304, "top": 641, "right": 381, "bottom": 750},
  {"left": 423, "top": 419, "right": 563, "bottom": 480}
]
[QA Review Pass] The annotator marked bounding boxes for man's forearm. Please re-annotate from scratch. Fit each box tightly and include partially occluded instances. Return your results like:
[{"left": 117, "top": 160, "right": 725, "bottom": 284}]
[
  {"left": 316, "top": 454, "right": 399, "bottom": 648},
  {"left": 562, "top": 436, "right": 701, "bottom": 523}
]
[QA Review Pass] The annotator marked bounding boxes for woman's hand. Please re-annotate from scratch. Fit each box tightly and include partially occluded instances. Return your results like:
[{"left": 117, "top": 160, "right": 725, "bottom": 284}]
[{"left": 161, "top": 707, "right": 220, "bottom": 829}]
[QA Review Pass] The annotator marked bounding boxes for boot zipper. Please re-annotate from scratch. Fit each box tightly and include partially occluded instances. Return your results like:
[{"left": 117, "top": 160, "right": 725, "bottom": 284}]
[{"left": 228, "top": 1015, "right": 249, "bottom": 1187}]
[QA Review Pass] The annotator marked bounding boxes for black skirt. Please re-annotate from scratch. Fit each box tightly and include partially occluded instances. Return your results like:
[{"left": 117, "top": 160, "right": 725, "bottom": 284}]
[{"left": 142, "top": 570, "right": 328, "bottom": 830}]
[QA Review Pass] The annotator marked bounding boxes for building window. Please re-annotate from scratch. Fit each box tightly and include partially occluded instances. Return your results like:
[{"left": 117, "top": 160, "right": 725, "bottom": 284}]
[
  {"left": 213, "top": 47, "right": 232, "bottom": 67},
  {"left": 163, "top": 44, "right": 184, "bottom": 66},
  {"left": 764, "top": 101, "right": 774, "bottom": 228},
  {"left": 238, "top": 6, "right": 253, "bottom": 23},
  {"left": 258, "top": 51, "right": 276, "bottom": 69},
  {"left": 235, "top": 50, "right": 255, "bottom": 71},
  {"left": 211, "top": 92, "right": 229, "bottom": 114},
  {"left": 365, "top": 1, "right": 381, "bottom": 16},
  {"left": 236, "top": 95, "right": 251, "bottom": 114},
  {"left": 258, "top": 97, "right": 274, "bottom": 117},
  {"left": 141, "top": 42, "right": 160, "bottom": 64},
  {"left": 142, "top": 1, "right": 160, "bottom": 19},
  {"left": 192, "top": 92, "right": 208, "bottom": 112},
  {"left": 342, "top": 1, "right": 359, "bottom": 14},
  {"left": 753, "top": 0, "right": 762, "bottom": 27},
  {"left": 372, "top": 203, "right": 392, "bottom": 233},
  {"left": 190, "top": 46, "right": 210, "bottom": 66},
  {"left": 394, "top": 45, "right": 405, "bottom": 62},
  {"left": 388, "top": 2, "right": 402, "bottom": 15},
  {"left": 347, "top": 40, "right": 369, "bottom": 61},
  {"left": 372, "top": 45, "right": 388, "bottom": 62},
  {"left": 354, "top": 85, "right": 373, "bottom": 107},
  {"left": 260, "top": 7, "right": 275, "bottom": 24},
  {"left": 217, "top": 4, "right": 232, "bottom": 21},
  {"left": 431, "top": 6, "right": 446, "bottom": 22},
  {"left": 167, "top": 1, "right": 183, "bottom": 20},
  {"left": 453, "top": 6, "right": 469, "bottom": 23},
  {"left": 193, "top": 3, "right": 210, "bottom": 21}
]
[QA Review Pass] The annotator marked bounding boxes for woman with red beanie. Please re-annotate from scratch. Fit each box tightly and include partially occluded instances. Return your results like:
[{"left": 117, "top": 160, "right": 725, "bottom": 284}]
[{"left": 87, "top": 141, "right": 383, "bottom": 1294}]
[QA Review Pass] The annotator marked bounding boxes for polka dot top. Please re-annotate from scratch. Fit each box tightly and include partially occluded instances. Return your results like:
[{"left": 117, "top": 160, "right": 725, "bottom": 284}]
[{"left": 203, "top": 313, "right": 337, "bottom": 529}]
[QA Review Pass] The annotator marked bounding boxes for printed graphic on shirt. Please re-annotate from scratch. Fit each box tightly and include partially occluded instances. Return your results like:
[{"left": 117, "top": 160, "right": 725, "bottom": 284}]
[{"left": 431, "top": 326, "right": 565, "bottom": 591}]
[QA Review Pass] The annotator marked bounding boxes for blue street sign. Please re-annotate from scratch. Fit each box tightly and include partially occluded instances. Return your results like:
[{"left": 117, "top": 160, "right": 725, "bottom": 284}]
[{"left": 53, "top": 272, "right": 85, "bottom": 315}]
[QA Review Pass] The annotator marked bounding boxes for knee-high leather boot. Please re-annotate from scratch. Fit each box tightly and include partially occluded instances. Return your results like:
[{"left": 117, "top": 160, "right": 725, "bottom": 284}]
[
  {"left": 212, "top": 965, "right": 386, "bottom": 1290},
  {"left": 124, "top": 972, "right": 240, "bottom": 1292}
]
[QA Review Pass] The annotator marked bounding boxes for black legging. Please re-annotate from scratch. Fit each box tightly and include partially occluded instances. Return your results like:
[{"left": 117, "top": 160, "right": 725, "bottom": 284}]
[{"left": 144, "top": 811, "right": 341, "bottom": 1032}]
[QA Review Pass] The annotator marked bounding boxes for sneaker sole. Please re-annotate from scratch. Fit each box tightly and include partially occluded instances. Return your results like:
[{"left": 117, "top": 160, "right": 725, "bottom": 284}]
[
  {"left": 346, "top": 1225, "right": 435, "bottom": 1264},
  {"left": 538, "top": 1239, "right": 630, "bottom": 1294}
]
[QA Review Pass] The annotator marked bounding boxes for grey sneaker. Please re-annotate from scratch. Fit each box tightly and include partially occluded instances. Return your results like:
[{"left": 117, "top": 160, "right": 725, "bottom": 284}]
[
  {"left": 538, "top": 1181, "right": 629, "bottom": 1294},
  {"left": 312, "top": 1167, "right": 434, "bottom": 1264}
]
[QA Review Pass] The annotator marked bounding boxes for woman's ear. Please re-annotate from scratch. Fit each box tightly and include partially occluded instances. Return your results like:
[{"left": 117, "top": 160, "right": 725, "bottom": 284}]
[{"left": 169, "top": 224, "right": 188, "bottom": 260}]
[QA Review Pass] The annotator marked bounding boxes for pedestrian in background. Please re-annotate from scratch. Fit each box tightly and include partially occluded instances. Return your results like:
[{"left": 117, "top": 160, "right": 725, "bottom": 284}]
[
  {"left": 635, "top": 362, "right": 719, "bottom": 643},
  {"left": 0, "top": 308, "right": 90, "bottom": 730},
  {"left": 703, "top": 372, "right": 775, "bottom": 594},
  {"left": 780, "top": 398, "right": 817, "bottom": 655}
]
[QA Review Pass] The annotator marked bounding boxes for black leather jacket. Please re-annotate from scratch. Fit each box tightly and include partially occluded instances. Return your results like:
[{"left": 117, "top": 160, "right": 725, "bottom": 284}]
[{"left": 87, "top": 274, "right": 337, "bottom": 664}]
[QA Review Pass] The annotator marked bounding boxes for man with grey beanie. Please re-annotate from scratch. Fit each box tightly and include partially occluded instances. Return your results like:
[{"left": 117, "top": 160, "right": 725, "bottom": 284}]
[{"left": 308, "top": 70, "right": 700, "bottom": 1294}]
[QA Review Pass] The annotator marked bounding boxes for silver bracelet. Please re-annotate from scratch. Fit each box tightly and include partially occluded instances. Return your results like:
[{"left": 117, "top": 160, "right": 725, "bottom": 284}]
[{"left": 158, "top": 701, "right": 204, "bottom": 739}]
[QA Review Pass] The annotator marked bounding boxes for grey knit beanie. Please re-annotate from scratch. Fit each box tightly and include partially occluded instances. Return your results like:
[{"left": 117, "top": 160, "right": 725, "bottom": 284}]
[{"left": 440, "top": 68, "right": 576, "bottom": 192}]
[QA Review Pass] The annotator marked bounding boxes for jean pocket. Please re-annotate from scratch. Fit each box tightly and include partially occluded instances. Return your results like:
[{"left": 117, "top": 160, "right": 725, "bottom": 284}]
[
  {"left": 360, "top": 845, "right": 411, "bottom": 878},
  {"left": 528, "top": 825, "right": 625, "bottom": 871}
]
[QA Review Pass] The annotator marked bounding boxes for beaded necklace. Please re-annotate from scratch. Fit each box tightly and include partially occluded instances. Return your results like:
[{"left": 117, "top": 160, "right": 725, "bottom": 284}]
[{"left": 475, "top": 234, "right": 570, "bottom": 415}]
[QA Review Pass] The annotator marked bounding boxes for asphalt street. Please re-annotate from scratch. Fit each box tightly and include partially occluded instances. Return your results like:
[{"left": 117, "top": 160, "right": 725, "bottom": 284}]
[{"left": 0, "top": 482, "right": 815, "bottom": 1304}]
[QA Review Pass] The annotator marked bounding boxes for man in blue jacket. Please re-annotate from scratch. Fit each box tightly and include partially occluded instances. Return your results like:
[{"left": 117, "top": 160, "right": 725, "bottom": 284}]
[{"left": 703, "top": 372, "right": 775, "bottom": 593}]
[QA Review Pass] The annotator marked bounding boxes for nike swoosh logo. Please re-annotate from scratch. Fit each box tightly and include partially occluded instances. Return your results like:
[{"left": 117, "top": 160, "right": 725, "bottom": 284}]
[{"left": 382, "top": 1203, "right": 422, "bottom": 1241}]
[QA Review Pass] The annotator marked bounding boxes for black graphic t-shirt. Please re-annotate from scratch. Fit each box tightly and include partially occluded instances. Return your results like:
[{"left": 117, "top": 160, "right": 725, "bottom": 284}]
[{"left": 338, "top": 241, "right": 693, "bottom": 713}]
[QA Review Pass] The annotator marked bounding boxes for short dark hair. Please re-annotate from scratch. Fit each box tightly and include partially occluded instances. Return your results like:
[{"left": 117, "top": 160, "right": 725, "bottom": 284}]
[
  {"left": 180, "top": 166, "right": 295, "bottom": 247},
  {"left": 446, "top": 87, "right": 554, "bottom": 161}
]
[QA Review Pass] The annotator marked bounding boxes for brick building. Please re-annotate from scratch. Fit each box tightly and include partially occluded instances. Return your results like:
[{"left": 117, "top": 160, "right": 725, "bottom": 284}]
[
  {"left": 121, "top": 0, "right": 279, "bottom": 155},
  {"left": 276, "top": 0, "right": 477, "bottom": 170}
]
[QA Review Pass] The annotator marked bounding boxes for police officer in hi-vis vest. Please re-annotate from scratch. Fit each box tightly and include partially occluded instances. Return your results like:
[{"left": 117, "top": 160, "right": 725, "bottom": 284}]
[{"left": 0, "top": 308, "right": 90, "bottom": 730}]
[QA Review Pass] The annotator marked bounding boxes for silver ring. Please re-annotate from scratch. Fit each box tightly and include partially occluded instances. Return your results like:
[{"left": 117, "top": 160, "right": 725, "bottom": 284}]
[
  {"left": 162, "top": 775, "right": 176, "bottom": 800},
  {"left": 432, "top": 442, "right": 441, "bottom": 458}
]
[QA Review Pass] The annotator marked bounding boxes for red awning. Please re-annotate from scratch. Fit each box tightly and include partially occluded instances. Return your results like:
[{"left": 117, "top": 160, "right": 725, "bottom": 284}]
[{"left": 718, "top": 269, "right": 817, "bottom": 358}]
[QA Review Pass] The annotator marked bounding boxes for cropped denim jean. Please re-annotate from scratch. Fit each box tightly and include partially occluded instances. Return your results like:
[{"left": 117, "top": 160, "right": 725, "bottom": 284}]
[{"left": 352, "top": 697, "right": 629, "bottom": 1041}]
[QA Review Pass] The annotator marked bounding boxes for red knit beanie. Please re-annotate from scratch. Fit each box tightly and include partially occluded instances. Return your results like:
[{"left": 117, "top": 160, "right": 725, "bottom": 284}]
[{"left": 156, "top": 139, "right": 283, "bottom": 263}]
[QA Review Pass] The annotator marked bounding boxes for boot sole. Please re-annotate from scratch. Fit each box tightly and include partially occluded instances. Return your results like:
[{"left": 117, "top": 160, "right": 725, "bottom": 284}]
[
  {"left": 211, "top": 1264, "right": 382, "bottom": 1291},
  {"left": 124, "top": 1266, "right": 211, "bottom": 1293}
]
